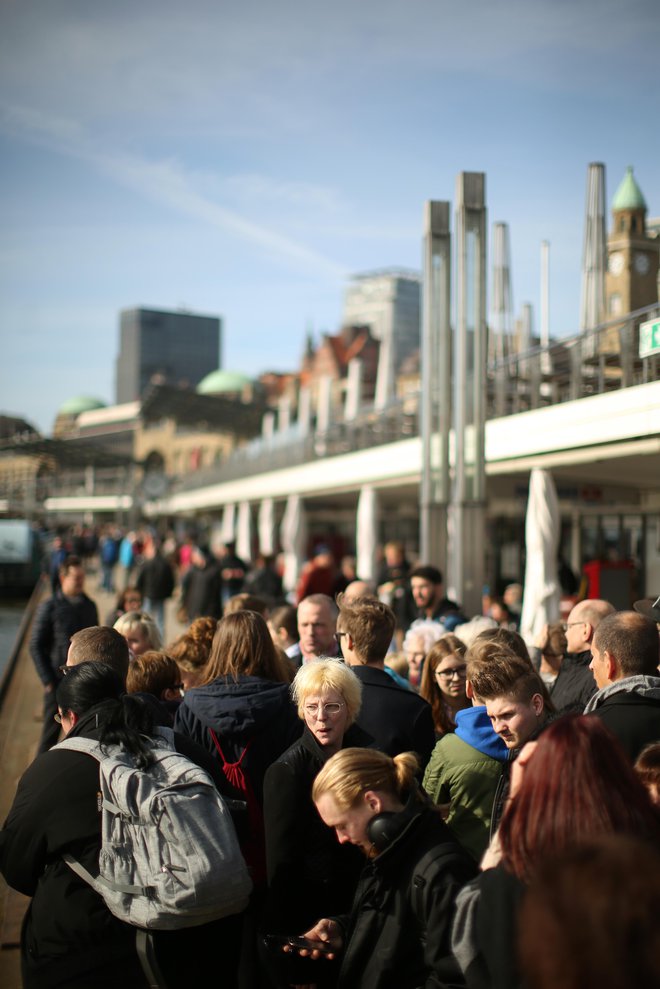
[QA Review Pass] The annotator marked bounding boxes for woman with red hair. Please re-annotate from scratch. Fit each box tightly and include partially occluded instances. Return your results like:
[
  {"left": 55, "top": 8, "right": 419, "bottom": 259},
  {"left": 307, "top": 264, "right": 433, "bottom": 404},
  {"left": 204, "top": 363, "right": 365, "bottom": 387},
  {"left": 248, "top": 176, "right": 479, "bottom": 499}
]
[{"left": 451, "top": 714, "right": 660, "bottom": 989}]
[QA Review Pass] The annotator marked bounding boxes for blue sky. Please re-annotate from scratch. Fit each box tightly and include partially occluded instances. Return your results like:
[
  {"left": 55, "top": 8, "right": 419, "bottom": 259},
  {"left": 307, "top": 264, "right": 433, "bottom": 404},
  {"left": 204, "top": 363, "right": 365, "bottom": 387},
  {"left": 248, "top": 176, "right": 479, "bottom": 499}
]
[{"left": 1, "top": 0, "right": 658, "bottom": 433}]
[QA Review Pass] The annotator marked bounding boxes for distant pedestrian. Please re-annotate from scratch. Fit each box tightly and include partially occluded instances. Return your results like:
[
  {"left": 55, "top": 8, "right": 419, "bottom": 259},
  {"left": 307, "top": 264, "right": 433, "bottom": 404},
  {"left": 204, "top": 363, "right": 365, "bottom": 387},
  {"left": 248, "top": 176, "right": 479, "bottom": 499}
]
[
  {"left": 104, "top": 587, "right": 143, "bottom": 628},
  {"left": 136, "top": 535, "right": 175, "bottom": 635},
  {"left": 30, "top": 556, "right": 99, "bottom": 752},
  {"left": 99, "top": 529, "right": 120, "bottom": 592}
]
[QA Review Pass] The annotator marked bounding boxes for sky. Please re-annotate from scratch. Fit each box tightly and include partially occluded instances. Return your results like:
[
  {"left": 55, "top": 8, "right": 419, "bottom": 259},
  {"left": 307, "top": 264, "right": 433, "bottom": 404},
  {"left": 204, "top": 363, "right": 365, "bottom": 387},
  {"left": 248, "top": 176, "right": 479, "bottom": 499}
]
[{"left": 1, "top": 0, "right": 658, "bottom": 434}]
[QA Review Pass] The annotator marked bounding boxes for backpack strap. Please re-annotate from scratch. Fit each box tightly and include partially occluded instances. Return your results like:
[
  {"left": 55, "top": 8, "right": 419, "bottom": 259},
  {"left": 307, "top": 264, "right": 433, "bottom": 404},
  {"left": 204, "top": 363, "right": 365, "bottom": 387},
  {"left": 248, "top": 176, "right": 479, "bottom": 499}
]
[
  {"left": 56, "top": 736, "right": 104, "bottom": 759},
  {"left": 135, "top": 929, "right": 170, "bottom": 989},
  {"left": 411, "top": 845, "right": 462, "bottom": 923},
  {"left": 62, "top": 853, "right": 154, "bottom": 897}
]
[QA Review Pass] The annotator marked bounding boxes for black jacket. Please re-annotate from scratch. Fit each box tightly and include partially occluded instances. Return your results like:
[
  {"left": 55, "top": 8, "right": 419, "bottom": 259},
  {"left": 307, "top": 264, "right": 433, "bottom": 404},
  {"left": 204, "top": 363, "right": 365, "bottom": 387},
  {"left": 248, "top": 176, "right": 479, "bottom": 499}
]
[
  {"left": 584, "top": 675, "right": 660, "bottom": 761},
  {"left": 136, "top": 553, "right": 175, "bottom": 602},
  {"left": 1, "top": 709, "right": 142, "bottom": 987},
  {"left": 181, "top": 561, "right": 222, "bottom": 620},
  {"left": 550, "top": 650, "right": 597, "bottom": 713},
  {"left": 263, "top": 724, "right": 372, "bottom": 931},
  {"left": 350, "top": 664, "right": 436, "bottom": 771},
  {"left": 30, "top": 591, "right": 99, "bottom": 687},
  {"left": 174, "top": 675, "right": 301, "bottom": 805},
  {"left": 0, "top": 705, "right": 243, "bottom": 989},
  {"left": 425, "top": 598, "right": 464, "bottom": 623},
  {"left": 334, "top": 805, "right": 475, "bottom": 989}
]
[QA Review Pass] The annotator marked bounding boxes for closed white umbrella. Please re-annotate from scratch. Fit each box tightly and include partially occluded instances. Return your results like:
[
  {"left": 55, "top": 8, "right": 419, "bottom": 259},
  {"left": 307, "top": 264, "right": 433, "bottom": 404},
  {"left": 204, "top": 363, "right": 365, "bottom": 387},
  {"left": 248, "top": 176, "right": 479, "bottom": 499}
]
[
  {"left": 220, "top": 503, "right": 236, "bottom": 545},
  {"left": 258, "top": 498, "right": 276, "bottom": 556},
  {"left": 520, "top": 468, "right": 561, "bottom": 644},
  {"left": 280, "top": 495, "right": 307, "bottom": 594},
  {"left": 236, "top": 501, "right": 253, "bottom": 563},
  {"left": 356, "top": 485, "right": 378, "bottom": 581}
]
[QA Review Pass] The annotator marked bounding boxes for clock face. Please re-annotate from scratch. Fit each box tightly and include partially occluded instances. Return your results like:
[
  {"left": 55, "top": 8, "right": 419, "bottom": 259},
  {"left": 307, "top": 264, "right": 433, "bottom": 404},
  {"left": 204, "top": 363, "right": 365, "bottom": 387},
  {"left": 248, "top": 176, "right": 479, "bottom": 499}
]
[
  {"left": 634, "top": 252, "right": 650, "bottom": 275},
  {"left": 608, "top": 251, "right": 624, "bottom": 276}
]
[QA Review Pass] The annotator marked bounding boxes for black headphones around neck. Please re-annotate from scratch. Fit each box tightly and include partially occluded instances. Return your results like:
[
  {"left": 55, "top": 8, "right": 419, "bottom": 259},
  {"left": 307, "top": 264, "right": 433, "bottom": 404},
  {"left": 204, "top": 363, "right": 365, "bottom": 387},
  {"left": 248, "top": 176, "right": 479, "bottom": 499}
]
[{"left": 366, "top": 782, "right": 421, "bottom": 852}]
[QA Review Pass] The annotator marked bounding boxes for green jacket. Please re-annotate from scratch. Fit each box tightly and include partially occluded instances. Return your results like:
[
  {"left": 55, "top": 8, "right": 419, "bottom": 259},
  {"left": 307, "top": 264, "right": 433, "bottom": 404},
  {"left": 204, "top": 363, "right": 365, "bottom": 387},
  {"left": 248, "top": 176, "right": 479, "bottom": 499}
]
[{"left": 423, "top": 719, "right": 505, "bottom": 863}]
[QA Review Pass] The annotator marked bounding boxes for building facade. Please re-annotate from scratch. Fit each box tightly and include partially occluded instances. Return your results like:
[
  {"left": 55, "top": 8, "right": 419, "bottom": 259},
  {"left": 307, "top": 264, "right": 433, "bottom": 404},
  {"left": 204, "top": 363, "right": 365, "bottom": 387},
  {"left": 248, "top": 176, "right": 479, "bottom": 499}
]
[
  {"left": 342, "top": 270, "right": 421, "bottom": 371},
  {"left": 115, "top": 307, "right": 222, "bottom": 403}
]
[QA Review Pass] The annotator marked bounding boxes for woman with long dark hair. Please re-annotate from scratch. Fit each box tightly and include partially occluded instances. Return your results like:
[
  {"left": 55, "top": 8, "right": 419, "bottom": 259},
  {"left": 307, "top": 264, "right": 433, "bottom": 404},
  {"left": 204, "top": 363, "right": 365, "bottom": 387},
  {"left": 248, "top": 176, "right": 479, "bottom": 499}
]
[
  {"left": 0, "top": 664, "right": 152, "bottom": 988},
  {"left": 419, "top": 634, "right": 471, "bottom": 738},
  {"left": 0, "top": 663, "right": 246, "bottom": 989},
  {"left": 452, "top": 714, "right": 660, "bottom": 989},
  {"left": 174, "top": 610, "right": 301, "bottom": 882}
]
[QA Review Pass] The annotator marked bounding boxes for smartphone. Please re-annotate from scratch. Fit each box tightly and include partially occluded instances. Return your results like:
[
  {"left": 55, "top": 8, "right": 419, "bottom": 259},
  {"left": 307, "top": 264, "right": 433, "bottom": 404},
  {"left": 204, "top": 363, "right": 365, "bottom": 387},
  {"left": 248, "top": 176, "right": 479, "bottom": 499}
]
[
  {"left": 263, "top": 934, "right": 334, "bottom": 955},
  {"left": 287, "top": 935, "right": 334, "bottom": 954}
]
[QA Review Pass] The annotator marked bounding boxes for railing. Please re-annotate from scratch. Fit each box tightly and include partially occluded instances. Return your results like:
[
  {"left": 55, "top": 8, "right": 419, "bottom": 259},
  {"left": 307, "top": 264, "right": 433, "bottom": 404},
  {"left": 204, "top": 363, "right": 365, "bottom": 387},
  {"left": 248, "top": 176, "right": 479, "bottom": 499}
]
[
  {"left": 486, "top": 304, "right": 660, "bottom": 418},
  {"left": 35, "top": 304, "right": 660, "bottom": 499},
  {"left": 173, "top": 305, "right": 659, "bottom": 492},
  {"left": 9, "top": 466, "right": 134, "bottom": 502},
  {"left": 175, "top": 397, "right": 421, "bottom": 490}
]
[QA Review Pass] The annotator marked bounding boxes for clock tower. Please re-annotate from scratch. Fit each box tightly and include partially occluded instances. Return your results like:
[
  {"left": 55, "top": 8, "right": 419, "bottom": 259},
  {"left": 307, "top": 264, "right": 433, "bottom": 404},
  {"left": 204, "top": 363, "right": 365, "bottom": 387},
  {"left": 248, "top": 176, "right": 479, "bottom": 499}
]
[{"left": 606, "top": 166, "right": 659, "bottom": 317}]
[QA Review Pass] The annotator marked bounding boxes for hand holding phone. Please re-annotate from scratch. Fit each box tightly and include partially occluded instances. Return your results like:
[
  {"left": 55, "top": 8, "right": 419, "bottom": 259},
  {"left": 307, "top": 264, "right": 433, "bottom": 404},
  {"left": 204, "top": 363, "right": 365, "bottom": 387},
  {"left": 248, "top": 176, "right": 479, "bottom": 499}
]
[{"left": 287, "top": 935, "right": 334, "bottom": 954}]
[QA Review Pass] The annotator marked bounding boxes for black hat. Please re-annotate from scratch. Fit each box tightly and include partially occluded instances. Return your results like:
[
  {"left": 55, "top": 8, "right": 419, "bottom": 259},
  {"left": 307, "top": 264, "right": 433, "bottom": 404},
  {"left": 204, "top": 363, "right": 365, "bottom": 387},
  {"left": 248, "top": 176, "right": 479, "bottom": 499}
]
[{"left": 633, "top": 595, "right": 660, "bottom": 623}]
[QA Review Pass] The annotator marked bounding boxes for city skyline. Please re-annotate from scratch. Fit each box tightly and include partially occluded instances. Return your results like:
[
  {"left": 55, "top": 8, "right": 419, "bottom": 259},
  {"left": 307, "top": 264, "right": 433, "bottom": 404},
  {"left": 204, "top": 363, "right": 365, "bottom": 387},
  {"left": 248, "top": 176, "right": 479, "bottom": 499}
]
[{"left": 1, "top": 0, "right": 658, "bottom": 433}]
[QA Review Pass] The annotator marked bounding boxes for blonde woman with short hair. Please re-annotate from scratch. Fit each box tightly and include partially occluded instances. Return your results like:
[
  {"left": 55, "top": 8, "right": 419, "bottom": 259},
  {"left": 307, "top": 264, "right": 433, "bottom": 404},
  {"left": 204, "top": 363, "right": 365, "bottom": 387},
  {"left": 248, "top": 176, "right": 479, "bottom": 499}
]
[
  {"left": 262, "top": 659, "right": 374, "bottom": 953},
  {"left": 113, "top": 609, "right": 162, "bottom": 656}
]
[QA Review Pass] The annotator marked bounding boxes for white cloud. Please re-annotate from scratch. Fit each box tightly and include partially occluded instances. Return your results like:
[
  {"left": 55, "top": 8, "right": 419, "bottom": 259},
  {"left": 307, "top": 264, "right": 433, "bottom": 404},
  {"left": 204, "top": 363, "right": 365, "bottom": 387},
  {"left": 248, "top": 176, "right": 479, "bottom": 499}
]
[{"left": 0, "top": 101, "right": 349, "bottom": 280}]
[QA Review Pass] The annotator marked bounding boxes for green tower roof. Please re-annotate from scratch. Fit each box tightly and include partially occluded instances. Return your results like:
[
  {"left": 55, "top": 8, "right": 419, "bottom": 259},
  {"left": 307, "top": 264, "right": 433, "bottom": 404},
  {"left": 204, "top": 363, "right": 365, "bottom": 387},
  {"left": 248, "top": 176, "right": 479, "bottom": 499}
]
[
  {"left": 196, "top": 369, "right": 252, "bottom": 395},
  {"left": 58, "top": 395, "right": 107, "bottom": 416},
  {"left": 612, "top": 166, "right": 647, "bottom": 211}
]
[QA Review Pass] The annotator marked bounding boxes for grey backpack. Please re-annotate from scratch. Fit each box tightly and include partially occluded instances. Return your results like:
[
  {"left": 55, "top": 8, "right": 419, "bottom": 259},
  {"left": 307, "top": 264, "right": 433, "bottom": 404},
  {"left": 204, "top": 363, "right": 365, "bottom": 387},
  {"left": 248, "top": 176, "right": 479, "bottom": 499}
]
[{"left": 57, "top": 728, "right": 252, "bottom": 930}]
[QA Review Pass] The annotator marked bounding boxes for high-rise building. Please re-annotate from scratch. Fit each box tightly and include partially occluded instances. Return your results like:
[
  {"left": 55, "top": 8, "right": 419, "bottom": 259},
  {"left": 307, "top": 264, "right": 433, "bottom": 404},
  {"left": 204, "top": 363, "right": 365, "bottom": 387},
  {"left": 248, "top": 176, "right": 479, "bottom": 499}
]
[
  {"left": 342, "top": 270, "right": 421, "bottom": 372},
  {"left": 115, "top": 307, "right": 222, "bottom": 403}
]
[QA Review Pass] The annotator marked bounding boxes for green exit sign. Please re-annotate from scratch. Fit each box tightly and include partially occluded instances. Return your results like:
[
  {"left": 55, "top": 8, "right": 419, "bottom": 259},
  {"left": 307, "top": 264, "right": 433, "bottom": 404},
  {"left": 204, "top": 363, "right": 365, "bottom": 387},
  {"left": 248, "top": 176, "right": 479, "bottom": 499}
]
[{"left": 639, "top": 318, "right": 660, "bottom": 358}]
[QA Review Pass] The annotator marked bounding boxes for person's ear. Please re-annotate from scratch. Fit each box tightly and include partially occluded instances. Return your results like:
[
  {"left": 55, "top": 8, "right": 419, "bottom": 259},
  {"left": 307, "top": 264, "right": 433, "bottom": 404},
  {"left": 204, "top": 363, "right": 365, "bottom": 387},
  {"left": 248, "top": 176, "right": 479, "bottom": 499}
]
[
  {"left": 583, "top": 621, "right": 594, "bottom": 644},
  {"left": 162, "top": 687, "right": 181, "bottom": 702},
  {"left": 604, "top": 650, "right": 617, "bottom": 682},
  {"left": 69, "top": 711, "right": 79, "bottom": 727},
  {"left": 363, "top": 790, "right": 384, "bottom": 814},
  {"left": 531, "top": 693, "right": 544, "bottom": 717},
  {"left": 465, "top": 680, "right": 475, "bottom": 700}
]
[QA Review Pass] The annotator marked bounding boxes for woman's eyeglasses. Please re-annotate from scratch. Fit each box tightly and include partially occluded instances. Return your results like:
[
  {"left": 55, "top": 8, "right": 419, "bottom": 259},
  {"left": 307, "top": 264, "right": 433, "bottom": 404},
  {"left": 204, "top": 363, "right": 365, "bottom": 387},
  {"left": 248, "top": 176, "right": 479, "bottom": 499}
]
[
  {"left": 304, "top": 702, "right": 344, "bottom": 717},
  {"left": 435, "top": 667, "right": 467, "bottom": 681}
]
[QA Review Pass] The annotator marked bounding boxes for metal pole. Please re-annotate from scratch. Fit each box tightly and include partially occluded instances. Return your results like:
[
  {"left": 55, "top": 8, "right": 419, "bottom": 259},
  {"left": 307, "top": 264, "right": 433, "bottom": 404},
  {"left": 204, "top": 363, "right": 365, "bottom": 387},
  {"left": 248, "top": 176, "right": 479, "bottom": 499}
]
[
  {"left": 420, "top": 201, "right": 451, "bottom": 566},
  {"left": 450, "top": 172, "right": 487, "bottom": 614}
]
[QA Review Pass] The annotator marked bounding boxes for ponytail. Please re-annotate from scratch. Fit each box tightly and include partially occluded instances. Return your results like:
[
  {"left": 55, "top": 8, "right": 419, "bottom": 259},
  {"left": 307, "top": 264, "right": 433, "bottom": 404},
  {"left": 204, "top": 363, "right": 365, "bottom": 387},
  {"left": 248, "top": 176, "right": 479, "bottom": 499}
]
[{"left": 313, "top": 747, "right": 420, "bottom": 809}]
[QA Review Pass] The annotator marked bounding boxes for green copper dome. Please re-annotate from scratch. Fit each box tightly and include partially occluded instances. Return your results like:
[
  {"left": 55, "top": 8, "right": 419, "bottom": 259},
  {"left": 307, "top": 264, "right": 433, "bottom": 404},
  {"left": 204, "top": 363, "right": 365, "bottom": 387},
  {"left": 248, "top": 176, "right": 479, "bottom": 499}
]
[
  {"left": 612, "top": 166, "right": 647, "bottom": 211},
  {"left": 196, "top": 369, "right": 252, "bottom": 395},
  {"left": 58, "top": 395, "right": 107, "bottom": 416}
]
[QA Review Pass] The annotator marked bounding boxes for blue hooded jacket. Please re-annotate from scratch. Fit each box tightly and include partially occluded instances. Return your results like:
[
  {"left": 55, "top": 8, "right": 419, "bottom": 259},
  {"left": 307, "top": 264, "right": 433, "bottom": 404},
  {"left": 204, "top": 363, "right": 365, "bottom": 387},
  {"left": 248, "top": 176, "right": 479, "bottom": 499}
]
[{"left": 455, "top": 705, "right": 508, "bottom": 761}]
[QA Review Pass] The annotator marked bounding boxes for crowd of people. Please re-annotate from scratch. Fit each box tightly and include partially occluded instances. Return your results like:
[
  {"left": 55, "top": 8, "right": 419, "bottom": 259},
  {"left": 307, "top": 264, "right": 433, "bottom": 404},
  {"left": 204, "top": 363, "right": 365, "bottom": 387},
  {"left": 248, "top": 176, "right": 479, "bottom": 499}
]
[{"left": 1, "top": 529, "right": 660, "bottom": 989}]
